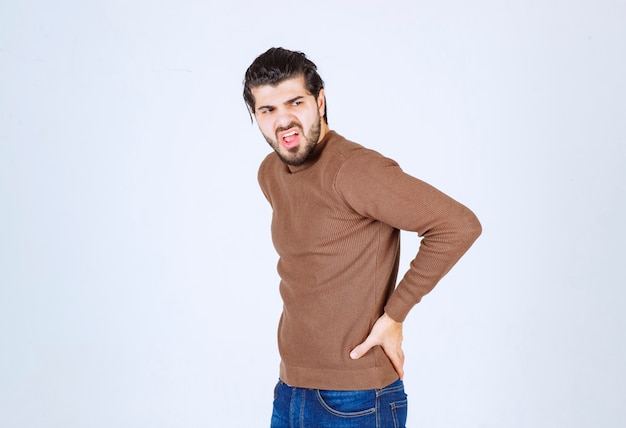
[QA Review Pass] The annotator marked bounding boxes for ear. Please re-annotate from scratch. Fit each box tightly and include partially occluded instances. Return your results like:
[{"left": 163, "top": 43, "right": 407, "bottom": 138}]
[{"left": 317, "top": 88, "right": 326, "bottom": 116}]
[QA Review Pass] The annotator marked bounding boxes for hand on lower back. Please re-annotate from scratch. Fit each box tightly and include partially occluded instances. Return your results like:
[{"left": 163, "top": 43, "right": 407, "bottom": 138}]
[{"left": 349, "top": 313, "right": 405, "bottom": 379}]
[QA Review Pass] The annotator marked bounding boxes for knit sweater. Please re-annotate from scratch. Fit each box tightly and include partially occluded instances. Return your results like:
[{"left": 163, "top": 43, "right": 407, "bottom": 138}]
[{"left": 258, "top": 130, "right": 481, "bottom": 390}]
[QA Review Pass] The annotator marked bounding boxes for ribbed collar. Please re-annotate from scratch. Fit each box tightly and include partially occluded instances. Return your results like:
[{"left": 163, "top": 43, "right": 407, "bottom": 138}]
[{"left": 286, "top": 130, "right": 336, "bottom": 174}]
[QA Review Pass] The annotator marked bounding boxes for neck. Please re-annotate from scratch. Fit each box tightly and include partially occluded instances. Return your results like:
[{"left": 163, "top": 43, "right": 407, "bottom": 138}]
[{"left": 317, "top": 121, "right": 330, "bottom": 144}]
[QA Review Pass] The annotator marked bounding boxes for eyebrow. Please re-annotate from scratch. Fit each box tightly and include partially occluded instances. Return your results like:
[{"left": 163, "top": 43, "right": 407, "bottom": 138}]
[
  {"left": 285, "top": 95, "right": 305, "bottom": 104},
  {"left": 257, "top": 95, "right": 306, "bottom": 112}
]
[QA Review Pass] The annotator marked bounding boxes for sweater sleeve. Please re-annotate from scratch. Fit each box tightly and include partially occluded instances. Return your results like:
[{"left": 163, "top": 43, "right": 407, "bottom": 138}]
[{"left": 334, "top": 149, "right": 482, "bottom": 322}]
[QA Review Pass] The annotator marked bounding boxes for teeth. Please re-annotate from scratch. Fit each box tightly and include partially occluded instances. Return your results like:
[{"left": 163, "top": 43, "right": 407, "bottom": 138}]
[{"left": 284, "top": 131, "right": 297, "bottom": 137}]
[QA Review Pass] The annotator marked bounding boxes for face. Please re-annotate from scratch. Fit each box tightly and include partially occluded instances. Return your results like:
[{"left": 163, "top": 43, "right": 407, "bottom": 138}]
[{"left": 251, "top": 76, "right": 326, "bottom": 166}]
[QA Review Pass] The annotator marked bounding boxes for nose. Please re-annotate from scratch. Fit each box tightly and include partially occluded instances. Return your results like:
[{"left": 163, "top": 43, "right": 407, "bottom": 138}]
[{"left": 275, "top": 108, "right": 296, "bottom": 129}]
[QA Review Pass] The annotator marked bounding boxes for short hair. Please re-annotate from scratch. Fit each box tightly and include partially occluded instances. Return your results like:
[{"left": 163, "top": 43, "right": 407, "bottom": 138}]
[{"left": 243, "top": 47, "right": 327, "bottom": 123}]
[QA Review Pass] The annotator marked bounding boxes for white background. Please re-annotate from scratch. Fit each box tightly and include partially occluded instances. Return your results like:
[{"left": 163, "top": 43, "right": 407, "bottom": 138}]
[{"left": 1, "top": 1, "right": 625, "bottom": 426}]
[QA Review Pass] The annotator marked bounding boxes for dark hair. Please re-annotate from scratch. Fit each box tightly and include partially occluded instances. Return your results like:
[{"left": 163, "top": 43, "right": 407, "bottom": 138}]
[{"left": 243, "top": 47, "right": 327, "bottom": 124}]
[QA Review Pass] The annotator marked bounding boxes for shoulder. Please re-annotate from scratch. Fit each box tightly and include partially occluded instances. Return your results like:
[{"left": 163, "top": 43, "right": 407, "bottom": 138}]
[
  {"left": 325, "top": 131, "right": 398, "bottom": 169},
  {"left": 324, "top": 131, "right": 365, "bottom": 158},
  {"left": 326, "top": 134, "right": 400, "bottom": 179},
  {"left": 257, "top": 151, "right": 282, "bottom": 191},
  {"left": 258, "top": 150, "right": 280, "bottom": 176}
]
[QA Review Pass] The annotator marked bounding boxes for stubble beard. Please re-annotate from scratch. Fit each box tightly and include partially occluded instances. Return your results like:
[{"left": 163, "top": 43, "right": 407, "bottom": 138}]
[{"left": 264, "top": 116, "right": 322, "bottom": 166}]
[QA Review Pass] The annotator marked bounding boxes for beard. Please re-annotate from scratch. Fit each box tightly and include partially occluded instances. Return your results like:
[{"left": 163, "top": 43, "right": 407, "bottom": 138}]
[{"left": 263, "top": 115, "right": 322, "bottom": 166}]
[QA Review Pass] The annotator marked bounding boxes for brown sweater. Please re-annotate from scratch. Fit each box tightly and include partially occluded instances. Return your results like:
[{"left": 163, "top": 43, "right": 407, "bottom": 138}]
[{"left": 258, "top": 131, "right": 481, "bottom": 390}]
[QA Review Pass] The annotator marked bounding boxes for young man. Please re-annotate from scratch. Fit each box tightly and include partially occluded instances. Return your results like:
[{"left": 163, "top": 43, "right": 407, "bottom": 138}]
[{"left": 243, "top": 47, "right": 482, "bottom": 428}]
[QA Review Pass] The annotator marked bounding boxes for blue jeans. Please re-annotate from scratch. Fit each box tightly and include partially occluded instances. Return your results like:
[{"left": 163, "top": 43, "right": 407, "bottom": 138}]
[{"left": 270, "top": 379, "right": 408, "bottom": 428}]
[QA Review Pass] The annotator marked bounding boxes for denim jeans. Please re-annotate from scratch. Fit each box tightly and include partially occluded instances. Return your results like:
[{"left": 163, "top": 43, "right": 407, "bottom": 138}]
[{"left": 270, "top": 378, "right": 408, "bottom": 428}]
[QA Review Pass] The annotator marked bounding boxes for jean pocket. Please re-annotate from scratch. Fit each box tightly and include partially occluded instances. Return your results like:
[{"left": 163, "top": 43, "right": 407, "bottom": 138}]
[
  {"left": 315, "top": 389, "right": 377, "bottom": 417},
  {"left": 390, "top": 399, "right": 408, "bottom": 428}
]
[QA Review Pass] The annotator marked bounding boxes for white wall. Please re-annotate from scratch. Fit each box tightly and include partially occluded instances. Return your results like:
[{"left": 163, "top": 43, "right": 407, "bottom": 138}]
[{"left": 1, "top": 1, "right": 624, "bottom": 426}]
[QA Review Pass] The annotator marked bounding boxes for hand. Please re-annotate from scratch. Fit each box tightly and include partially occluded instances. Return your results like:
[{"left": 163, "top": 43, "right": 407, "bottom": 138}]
[{"left": 350, "top": 313, "right": 405, "bottom": 379}]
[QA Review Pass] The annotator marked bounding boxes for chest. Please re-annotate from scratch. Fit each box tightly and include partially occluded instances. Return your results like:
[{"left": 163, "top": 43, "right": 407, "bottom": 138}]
[{"left": 267, "top": 173, "right": 368, "bottom": 256}]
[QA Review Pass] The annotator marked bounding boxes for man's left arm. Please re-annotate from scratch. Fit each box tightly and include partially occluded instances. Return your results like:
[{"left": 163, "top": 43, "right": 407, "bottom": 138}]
[{"left": 338, "top": 150, "right": 482, "bottom": 376}]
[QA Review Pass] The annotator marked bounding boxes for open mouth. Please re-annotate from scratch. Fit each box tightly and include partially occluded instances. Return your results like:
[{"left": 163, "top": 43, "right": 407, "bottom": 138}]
[{"left": 280, "top": 129, "right": 300, "bottom": 149}]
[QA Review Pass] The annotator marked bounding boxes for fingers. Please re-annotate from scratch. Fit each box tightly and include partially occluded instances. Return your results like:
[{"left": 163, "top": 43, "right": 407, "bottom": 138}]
[
  {"left": 387, "top": 347, "right": 405, "bottom": 379},
  {"left": 351, "top": 338, "right": 405, "bottom": 378},
  {"left": 349, "top": 314, "right": 406, "bottom": 378},
  {"left": 350, "top": 338, "right": 374, "bottom": 360}
]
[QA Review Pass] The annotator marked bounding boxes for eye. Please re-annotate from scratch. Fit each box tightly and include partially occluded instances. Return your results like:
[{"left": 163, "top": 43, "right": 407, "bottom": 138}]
[{"left": 292, "top": 100, "right": 302, "bottom": 106}]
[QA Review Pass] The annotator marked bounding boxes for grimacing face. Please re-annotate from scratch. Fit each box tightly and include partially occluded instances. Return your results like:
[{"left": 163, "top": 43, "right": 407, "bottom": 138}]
[{"left": 251, "top": 76, "right": 326, "bottom": 166}]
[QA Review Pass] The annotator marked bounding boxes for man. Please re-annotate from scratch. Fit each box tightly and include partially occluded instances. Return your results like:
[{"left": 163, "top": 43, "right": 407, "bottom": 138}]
[{"left": 243, "top": 47, "right": 481, "bottom": 428}]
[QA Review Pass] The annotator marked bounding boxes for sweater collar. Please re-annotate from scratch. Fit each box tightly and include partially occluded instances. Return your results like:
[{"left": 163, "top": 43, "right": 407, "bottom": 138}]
[{"left": 286, "top": 130, "right": 336, "bottom": 173}]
